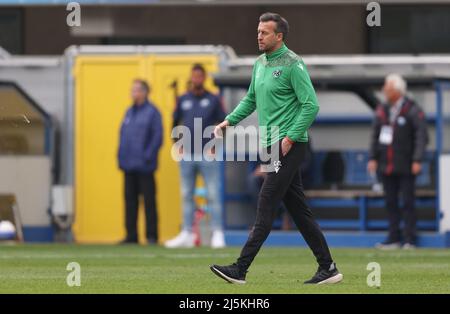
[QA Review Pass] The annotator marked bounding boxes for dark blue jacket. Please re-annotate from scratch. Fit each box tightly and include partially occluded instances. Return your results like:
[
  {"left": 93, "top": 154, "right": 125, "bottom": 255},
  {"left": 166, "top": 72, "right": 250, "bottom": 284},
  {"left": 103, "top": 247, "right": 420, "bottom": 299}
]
[
  {"left": 173, "top": 90, "right": 226, "bottom": 155},
  {"left": 118, "top": 100, "right": 163, "bottom": 173}
]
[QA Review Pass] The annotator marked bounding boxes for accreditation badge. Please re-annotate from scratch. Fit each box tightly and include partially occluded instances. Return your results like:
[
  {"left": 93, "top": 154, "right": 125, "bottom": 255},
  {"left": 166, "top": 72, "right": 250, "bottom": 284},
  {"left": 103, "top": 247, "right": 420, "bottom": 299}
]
[{"left": 379, "top": 125, "right": 393, "bottom": 145}]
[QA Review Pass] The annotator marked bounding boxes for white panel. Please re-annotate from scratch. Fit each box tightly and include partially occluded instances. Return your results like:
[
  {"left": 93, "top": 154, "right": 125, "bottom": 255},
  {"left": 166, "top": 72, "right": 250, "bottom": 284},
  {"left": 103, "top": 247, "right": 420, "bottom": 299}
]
[
  {"left": 52, "top": 185, "right": 73, "bottom": 216},
  {"left": 0, "top": 157, "right": 51, "bottom": 226},
  {"left": 439, "top": 155, "right": 450, "bottom": 233}
]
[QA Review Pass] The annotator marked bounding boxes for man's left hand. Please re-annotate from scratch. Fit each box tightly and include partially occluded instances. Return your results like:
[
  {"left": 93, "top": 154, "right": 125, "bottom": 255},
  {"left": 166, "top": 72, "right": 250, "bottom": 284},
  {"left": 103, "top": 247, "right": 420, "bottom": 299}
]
[
  {"left": 412, "top": 162, "right": 422, "bottom": 175},
  {"left": 281, "top": 137, "right": 294, "bottom": 156}
]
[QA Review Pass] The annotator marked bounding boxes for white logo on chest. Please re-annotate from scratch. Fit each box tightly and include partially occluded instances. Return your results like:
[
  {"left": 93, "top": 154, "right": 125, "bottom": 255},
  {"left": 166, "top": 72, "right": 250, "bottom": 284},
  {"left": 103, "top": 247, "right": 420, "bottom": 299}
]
[
  {"left": 181, "top": 100, "right": 193, "bottom": 110},
  {"left": 200, "top": 98, "right": 210, "bottom": 108}
]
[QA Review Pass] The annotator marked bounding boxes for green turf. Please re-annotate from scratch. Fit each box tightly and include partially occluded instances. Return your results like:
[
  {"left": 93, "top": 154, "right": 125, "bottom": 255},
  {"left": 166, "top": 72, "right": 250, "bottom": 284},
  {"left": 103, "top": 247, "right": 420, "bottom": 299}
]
[{"left": 0, "top": 244, "right": 449, "bottom": 293}]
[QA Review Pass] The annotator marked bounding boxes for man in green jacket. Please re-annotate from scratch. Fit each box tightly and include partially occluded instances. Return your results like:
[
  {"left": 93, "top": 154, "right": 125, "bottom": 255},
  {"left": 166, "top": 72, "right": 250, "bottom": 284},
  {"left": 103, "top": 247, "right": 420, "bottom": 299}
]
[{"left": 210, "top": 12, "right": 343, "bottom": 285}]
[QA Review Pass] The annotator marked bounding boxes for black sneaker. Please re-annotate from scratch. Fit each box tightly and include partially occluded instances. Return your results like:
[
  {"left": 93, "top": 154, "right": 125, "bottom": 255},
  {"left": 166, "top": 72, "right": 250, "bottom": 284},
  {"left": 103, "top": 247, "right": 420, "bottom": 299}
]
[
  {"left": 210, "top": 263, "right": 247, "bottom": 284},
  {"left": 119, "top": 238, "right": 138, "bottom": 244},
  {"left": 304, "top": 262, "right": 343, "bottom": 284}
]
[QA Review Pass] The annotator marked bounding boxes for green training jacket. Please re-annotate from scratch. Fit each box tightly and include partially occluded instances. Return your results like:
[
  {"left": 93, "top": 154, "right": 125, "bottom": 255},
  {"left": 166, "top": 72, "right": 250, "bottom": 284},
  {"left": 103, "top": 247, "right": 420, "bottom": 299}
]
[{"left": 225, "top": 43, "right": 319, "bottom": 147}]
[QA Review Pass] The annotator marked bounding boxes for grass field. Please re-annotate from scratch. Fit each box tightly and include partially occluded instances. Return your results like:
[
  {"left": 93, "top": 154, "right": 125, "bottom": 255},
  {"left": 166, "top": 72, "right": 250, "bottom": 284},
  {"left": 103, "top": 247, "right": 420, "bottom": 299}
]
[{"left": 0, "top": 244, "right": 449, "bottom": 294}]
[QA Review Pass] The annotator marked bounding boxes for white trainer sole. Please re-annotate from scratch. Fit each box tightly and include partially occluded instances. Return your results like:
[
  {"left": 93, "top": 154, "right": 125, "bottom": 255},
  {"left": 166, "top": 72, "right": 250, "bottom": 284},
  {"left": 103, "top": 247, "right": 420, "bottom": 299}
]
[
  {"left": 211, "top": 243, "right": 226, "bottom": 249},
  {"left": 164, "top": 243, "right": 195, "bottom": 249},
  {"left": 318, "top": 273, "right": 344, "bottom": 285},
  {"left": 210, "top": 266, "right": 246, "bottom": 285}
]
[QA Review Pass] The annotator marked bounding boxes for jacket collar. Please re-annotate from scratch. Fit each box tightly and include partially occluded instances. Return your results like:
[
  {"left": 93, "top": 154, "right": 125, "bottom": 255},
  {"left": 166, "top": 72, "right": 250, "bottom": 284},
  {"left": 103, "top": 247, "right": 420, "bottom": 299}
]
[
  {"left": 265, "top": 42, "right": 288, "bottom": 61},
  {"left": 132, "top": 99, "right": 150, "bottom": 109},
  {"left": 188, "top": 89, "right": 210, "bottom": 98}
]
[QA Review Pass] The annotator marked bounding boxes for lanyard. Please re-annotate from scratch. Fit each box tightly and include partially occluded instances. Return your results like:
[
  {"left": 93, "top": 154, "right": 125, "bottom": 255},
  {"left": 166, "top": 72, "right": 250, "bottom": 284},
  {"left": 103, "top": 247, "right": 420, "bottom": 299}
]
[{"left": 389, "top": 100, "right": 404, "bottom": 125}]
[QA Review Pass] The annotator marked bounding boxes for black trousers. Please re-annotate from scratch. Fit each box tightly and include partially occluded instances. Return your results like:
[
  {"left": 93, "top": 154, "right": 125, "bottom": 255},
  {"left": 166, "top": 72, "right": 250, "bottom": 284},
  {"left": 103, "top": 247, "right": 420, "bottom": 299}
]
[
  {"left": 381, "top": 174, "right": 416, "bottom": 244},
  {"left": 124, "top": 172, "right": 158, "bottom": 242},
  {"left": 237, "top": 142, "right": 334, "bottom": 271}
]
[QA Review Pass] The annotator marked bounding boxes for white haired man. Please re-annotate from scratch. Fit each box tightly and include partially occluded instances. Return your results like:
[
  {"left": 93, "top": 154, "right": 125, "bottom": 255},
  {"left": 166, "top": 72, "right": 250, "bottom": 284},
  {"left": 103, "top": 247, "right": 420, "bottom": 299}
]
[{"left": 368, "top": 74, "right": 428, "bottom": 249}]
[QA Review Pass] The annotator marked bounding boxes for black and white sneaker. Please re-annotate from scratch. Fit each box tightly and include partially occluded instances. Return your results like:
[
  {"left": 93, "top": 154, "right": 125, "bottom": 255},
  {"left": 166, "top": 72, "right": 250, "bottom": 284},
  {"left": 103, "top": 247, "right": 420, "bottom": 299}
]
[
  {"left": 210, "top": 263, "right": 247, "bottom": 284},
  {"left": 304, "top": 263, "right": 343, "bottom": 284}
]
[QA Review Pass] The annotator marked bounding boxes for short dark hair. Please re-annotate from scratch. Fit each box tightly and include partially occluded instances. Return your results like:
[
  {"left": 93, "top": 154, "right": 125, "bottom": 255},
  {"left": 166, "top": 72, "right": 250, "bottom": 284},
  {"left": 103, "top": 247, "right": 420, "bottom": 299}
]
[
  {"left": 259, "top": 12, "right": 289, "bottom": 40},
  {"left": 133, "top": 79, "right": 150, "bottom": 94},
  {"left": 192, "top": 63, "right": 206, "bottom": 75}
]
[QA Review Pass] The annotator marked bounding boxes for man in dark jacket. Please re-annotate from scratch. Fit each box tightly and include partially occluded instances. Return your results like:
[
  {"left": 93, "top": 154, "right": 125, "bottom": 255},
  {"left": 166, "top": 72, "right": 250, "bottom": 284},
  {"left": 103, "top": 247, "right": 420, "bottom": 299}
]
[
  {"left": 118, "top": 79, "right": 163, "bottom": 244},
  {"left": 368, "top": 74, "right": 428, "bottom": 249},
  {"left": 164, "top": 64, "right": 226, "bottom": 249}
]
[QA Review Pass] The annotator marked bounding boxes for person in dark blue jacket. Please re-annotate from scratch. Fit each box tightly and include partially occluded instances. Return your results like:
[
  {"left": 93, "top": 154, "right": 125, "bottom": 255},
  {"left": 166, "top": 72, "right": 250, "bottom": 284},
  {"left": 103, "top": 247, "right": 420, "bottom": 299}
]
[{"left": 118, "top": 79, "right": 163, "bottom": 244}]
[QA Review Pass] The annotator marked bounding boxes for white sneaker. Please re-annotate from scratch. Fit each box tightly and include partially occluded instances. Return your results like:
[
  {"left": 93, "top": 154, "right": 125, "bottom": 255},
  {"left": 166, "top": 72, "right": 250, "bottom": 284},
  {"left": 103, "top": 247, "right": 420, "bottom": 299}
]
[
  {"left": 211, "top": 230, "right": 226, "bottom": 249},
  {"left": 402, "top": 243, "right": 416, "bottom": 250},
  {"left": 375, "top": 241, "right": 401, "bottom": 250},
  {"left": 164, "top": 230, "right": 195, "bottom": 248}
]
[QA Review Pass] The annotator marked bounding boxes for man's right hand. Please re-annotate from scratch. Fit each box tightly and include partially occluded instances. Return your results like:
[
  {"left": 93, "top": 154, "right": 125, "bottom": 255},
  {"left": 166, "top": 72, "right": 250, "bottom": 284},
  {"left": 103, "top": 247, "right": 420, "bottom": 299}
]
[
  {"left": 253, "top": 165, "right": 267, "bottom": 178},
  {"left": 367, "top": 160, "right": 378, "bottom": 175},
  {"left": 214, "top": 120, "right": 230, "bottom": 138}
]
